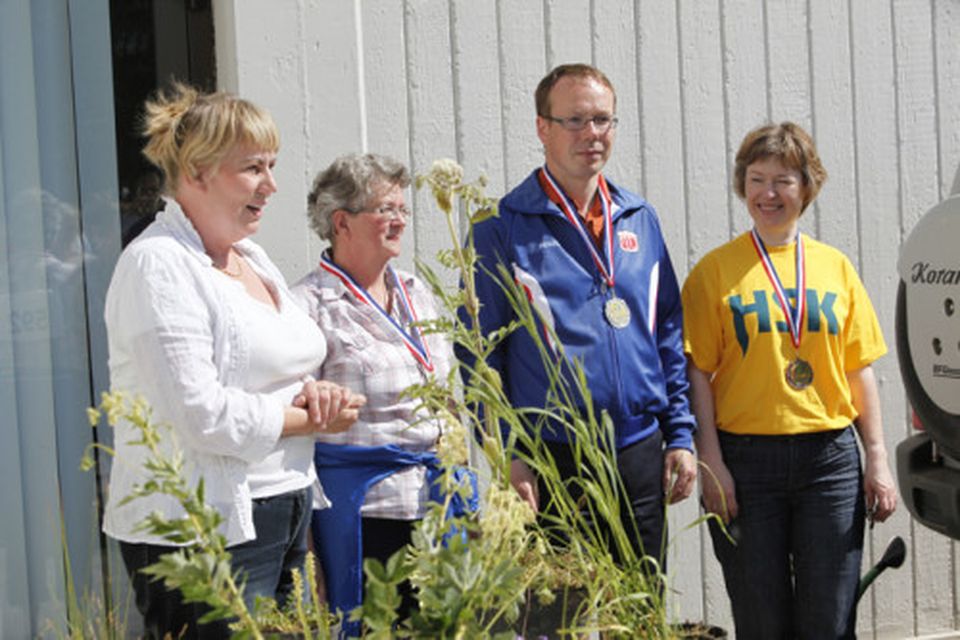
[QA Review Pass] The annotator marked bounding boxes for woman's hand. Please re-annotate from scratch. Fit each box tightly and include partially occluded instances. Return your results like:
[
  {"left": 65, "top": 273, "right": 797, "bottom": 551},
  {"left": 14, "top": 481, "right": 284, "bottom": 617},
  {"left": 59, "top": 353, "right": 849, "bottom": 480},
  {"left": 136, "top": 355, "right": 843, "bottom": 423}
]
[
  {"left": 847, "top": 365, "right": 897, "bottom": 524},
  {"left": 291, "top": 379, "right": 366, "bottom": 434},
  {"left": 687, "top": 363, "right": 737, "bottom": 522},
  {"left": 863, "top": 454, "right": 897, "bottom": 523},
  {"left": 700, "top": 455, "right": 739, "bottom": 524},
  {"left": 323, "top": 395, "right": 366, "bottom": 434}
]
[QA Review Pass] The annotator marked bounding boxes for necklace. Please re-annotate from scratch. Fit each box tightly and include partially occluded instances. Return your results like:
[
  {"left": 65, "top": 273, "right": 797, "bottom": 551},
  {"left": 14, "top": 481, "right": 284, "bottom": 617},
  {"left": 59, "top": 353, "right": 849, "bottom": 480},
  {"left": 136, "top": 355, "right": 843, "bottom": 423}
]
[{"left": 213, "top": 252, "right": 243, "bottom": 278}]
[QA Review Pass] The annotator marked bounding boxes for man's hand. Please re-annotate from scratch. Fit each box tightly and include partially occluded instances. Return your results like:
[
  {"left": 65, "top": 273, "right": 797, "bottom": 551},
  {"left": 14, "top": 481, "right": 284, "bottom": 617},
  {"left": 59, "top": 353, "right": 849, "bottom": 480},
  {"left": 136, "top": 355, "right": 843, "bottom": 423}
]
[
  {"left": 663, "top": 448, "right": 697, "bottom": 504},
  {"left": 510, "top": 458, "right": 539, "bottom": 513}
]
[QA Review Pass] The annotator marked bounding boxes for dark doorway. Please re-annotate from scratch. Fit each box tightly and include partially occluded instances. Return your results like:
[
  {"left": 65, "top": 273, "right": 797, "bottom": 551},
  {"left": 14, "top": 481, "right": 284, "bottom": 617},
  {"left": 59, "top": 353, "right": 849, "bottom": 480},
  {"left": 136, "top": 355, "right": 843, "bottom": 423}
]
[{"left": 109, "top": 0, "right": 215, "bottom": 245}]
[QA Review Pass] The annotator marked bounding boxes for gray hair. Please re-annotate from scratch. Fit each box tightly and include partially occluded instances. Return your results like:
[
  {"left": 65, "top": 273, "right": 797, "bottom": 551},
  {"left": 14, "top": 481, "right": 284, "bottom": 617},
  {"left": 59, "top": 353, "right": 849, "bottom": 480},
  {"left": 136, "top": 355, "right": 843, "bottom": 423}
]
[{"left": 307, "top": 153, "right": 411, "bottom": 242}]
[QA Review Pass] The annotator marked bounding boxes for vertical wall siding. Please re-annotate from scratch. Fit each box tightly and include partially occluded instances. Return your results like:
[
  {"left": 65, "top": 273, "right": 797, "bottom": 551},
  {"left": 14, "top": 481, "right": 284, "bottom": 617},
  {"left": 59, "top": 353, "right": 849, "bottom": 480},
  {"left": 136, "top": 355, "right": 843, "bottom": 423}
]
[{"left": 226, "top": 1, "right": 960, "bottom": 636}]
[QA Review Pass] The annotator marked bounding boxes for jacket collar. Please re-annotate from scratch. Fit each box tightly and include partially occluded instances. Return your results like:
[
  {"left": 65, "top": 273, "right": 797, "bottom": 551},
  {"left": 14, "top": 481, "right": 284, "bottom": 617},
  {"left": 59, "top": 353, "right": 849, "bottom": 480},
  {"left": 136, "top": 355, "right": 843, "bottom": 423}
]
[{"left": 502, "top": 169, "right": 648, "bottom": 221}]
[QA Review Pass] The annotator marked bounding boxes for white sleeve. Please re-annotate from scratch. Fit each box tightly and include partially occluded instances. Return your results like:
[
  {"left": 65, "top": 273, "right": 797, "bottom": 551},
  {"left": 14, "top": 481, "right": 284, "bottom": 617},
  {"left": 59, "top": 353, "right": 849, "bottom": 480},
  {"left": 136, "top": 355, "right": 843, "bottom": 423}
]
[{"left": 106, "top": 248, "right": 283, "bottom": 463}]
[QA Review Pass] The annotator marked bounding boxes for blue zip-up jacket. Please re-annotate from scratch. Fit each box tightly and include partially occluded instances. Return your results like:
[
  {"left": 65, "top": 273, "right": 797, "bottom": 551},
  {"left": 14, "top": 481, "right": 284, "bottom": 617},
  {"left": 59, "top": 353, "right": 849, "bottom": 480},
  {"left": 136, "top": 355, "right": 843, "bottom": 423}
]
[{"left": 462, "top": 170, "right": 695, "bottom": 451}]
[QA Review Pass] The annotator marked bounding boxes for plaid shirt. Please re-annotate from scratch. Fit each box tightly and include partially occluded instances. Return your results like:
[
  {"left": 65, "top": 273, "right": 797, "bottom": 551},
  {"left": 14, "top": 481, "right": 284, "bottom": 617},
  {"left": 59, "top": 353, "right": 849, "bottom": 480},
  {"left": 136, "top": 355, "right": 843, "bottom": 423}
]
[{"left": 291, "top": 265, "right": 452, "bottom": 520}]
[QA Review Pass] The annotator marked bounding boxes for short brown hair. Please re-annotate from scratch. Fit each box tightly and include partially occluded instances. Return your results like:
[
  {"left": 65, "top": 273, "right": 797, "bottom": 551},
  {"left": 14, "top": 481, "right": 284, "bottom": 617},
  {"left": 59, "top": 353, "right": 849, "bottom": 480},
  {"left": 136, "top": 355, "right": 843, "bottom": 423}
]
[
  {"left": 141, "top": 82, "right": 279, "bottom": 195},
  {"left": 535, "top": 64, "right": 616, "bottom": 117},
  {"left": 734, "top": 122, "right": 827, "bottom": 212}
]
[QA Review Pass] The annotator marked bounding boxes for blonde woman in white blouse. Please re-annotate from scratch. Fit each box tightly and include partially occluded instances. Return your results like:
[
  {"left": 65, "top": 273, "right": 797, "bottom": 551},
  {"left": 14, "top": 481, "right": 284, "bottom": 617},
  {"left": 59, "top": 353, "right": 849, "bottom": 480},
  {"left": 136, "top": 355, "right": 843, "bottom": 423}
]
[{"left": 103, "top": 84, "right": 363, "bottom": 639}]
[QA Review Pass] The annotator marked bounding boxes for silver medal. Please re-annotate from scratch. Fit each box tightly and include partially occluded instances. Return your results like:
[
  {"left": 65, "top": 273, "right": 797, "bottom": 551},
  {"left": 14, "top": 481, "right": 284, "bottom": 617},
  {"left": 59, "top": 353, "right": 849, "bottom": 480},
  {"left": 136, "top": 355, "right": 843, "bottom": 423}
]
[{"left": 604, "top": 297, "right": 631, "bottom": 329}]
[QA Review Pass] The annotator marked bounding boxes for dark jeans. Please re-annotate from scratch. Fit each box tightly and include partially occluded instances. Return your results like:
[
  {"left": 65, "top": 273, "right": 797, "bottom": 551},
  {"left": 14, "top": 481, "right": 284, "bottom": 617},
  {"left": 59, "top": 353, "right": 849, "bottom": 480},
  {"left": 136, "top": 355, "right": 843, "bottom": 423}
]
[
  {"left": 709, "top": 427, "right": 865, "bottom": 640},
  {"left": 538, "top": 430, "right": 666, "bottom": 568},
  {"left": 520, "top": 432, "right": 666, "bottom": 639},
  {"left": 120, "top": 486, "right": 312, "bottom": 640}
]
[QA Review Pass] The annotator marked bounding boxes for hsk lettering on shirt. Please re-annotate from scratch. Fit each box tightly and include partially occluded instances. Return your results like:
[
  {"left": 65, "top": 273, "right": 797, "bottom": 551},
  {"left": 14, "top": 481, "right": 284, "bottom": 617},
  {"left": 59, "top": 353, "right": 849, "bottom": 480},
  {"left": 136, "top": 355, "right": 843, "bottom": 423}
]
[{"left": 728, "top": 288, "right": 839, "bottom": 354}]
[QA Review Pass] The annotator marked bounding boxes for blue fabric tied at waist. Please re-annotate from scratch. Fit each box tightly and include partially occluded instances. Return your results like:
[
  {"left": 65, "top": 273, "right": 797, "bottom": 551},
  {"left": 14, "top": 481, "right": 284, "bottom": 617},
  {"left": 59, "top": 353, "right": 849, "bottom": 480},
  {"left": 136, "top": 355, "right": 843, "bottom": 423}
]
[{"left": 311, "top": 442, "right": 479, "bottom": 638}]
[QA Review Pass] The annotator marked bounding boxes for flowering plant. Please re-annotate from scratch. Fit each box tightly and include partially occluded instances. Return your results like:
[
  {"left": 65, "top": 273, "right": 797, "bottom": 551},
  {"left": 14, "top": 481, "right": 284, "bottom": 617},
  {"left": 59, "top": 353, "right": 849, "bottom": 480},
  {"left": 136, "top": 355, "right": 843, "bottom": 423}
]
[{"left": 84, "top": 393, "right": 335, "bottom": 639}]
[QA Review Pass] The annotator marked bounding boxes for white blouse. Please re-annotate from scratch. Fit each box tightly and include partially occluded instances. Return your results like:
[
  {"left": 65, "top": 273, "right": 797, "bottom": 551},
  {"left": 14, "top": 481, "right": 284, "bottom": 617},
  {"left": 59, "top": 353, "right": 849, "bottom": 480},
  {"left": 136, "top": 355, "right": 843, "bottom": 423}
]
[{"left": 102, "top": 198, "right": 327, "bottom": 546}]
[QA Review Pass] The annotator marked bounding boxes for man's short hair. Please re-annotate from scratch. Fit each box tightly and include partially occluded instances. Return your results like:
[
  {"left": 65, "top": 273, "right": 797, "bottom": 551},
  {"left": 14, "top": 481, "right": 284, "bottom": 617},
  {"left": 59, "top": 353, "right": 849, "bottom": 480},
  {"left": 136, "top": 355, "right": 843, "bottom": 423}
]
[{"left": 535, "top": 64, "right": 616, "bottom": 117}]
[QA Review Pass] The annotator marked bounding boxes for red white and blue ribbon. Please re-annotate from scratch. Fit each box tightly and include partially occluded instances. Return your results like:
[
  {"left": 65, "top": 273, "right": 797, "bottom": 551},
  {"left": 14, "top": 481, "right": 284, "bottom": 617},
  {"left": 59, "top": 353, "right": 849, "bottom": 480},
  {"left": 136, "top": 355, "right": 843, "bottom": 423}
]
[
  {"left": 749, "top": 229, "right": 806, "bottom": 349},
  {"left": 320, "top": 253, "right": 434, "bottom": 372},
  {"left": 513, "top": 263, "right": 558, "bottom": 355},
  {"left": 539, "top": 166, "right": 615, "bottom": 288}
]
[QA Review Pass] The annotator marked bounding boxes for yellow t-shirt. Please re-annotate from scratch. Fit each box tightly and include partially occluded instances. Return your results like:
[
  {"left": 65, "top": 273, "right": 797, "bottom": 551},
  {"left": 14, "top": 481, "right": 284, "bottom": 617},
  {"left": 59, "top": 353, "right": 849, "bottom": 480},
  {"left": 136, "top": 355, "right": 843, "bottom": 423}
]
[{"left": 682, "top": 232, "right": 887, "bottom": 435}]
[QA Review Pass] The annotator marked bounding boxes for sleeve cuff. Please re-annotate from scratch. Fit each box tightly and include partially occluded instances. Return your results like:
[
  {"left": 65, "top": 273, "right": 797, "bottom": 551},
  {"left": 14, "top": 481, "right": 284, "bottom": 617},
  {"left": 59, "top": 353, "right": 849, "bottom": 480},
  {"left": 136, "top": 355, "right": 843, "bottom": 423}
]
[{"left": 662, "top": 423, "right": 695, "bottom": 452}]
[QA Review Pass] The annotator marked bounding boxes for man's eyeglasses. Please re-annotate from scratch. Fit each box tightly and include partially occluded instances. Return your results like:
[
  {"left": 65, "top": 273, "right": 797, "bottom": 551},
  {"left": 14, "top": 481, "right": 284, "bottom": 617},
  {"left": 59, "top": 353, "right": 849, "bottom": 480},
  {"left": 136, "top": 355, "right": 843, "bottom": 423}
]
[
  {"left": 353, "top": 205, "right": 412, "bottom": 221},
  {"left": 542, "top": 114, "right": 619, "bottom": 133}
]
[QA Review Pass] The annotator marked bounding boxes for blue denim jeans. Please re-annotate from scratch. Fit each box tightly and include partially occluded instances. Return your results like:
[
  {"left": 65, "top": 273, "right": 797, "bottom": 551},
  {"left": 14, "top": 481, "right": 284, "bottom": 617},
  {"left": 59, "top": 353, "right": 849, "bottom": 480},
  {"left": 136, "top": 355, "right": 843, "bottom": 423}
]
[
  {"left": 120, "top": 486, "right": 312, "bottom": 639},
  {"left": 708, "top": 427, "right": 865, "bottom": 640},
  {"left": 228, "top": 486, "right": 312, "bottom": 611}
]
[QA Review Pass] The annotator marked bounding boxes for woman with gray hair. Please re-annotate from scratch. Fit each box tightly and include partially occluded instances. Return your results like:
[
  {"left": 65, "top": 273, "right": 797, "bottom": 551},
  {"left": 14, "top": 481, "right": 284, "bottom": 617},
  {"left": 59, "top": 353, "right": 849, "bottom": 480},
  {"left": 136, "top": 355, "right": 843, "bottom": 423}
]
[{"left": 292, "top": 153, "right": 458, "bottom": 630}]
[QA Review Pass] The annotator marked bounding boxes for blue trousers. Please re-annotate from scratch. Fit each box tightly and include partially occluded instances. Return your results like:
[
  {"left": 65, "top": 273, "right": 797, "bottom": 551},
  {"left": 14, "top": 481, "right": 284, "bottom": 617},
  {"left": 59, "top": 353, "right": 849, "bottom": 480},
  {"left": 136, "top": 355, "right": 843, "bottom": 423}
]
[
  {"left": 709, "top": 427, "right": 865, "bottom": 640},
  {"left": 120, "top": 486, "right": 312, "bottom": 639},
  {"left": 517, "top": 432, "right": 667, "bottom": 639},
  {"left": 538, "top": 430, "right": 666, "bottom": 567}
]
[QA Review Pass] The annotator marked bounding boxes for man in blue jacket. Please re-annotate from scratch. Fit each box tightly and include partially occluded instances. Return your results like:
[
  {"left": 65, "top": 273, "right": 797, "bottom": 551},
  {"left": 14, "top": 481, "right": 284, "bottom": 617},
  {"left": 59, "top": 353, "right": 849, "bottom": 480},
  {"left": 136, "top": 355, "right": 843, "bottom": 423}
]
[{"left": 464, "top": 63, "right": 697, "bottom": 569}]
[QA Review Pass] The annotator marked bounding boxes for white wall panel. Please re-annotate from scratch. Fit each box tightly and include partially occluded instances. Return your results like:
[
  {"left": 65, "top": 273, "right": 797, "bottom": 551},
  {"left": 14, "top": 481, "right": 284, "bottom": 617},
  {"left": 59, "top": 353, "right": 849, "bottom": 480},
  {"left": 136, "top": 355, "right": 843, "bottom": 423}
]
[
  {"left": 809, "top": 0, "right": 857, "bottom": 255},
  {"left": 402, "top": 0, "right": 457, "bottom": 275},
  {"left": 593, "top": 1, "right": 642, "bottom": 195},
  {"left": 935, "top": 2, "right": 960, "bottom": 631},
  {"left": 450, "top": 0, "right": 506, "bottom": 235},
  {"left": 766, "top": 0, "right": 812, "bottom": 129},
  {"left": 894, "top": 0, "right": 951, "bottom": 633},
  {"left": 720, "top": 0, "right": 768, "bottom": 242},
  {"left": 677, "top": 1, "right": 733, "bottom": 631},
  {"left": 677, "top": 0, "right": 729, "bottom": 267},
  {"left": 936, "top": 0, "right": 960, "bottom": 201},
  {"left": 850, "top": 1, "right": 911, "bottom": 637},
  {"left": 544, "top": 0, "right": 591, "bottom": 69},
  {"left": 302, "top": 1, "right": 365, "bottom": 263},
  {"left": 361, "top": 1, "right": 415, "bottom": 264},
  {"left": 636, "top": 0, "right": 687, "bottom": 265},
  {"left": 216, "top": 0, "right": 960, "bottom": 634},
  {"left": 229, "top": 2, "right": 310, "bottom": 277},
  {"left": 495, "top": 2, "right": 546, "bottom": 188}
]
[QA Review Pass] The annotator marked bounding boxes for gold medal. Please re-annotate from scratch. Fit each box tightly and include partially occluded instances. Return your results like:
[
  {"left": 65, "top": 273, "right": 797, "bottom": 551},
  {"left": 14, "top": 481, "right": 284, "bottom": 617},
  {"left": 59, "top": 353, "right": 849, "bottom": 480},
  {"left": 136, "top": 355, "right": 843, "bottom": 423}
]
[
  {"left": 785, "top": 358, "right": 814, "bottom": 390},
  {"left": 604, "top": 297, "right": 631, "bottom": 329}
]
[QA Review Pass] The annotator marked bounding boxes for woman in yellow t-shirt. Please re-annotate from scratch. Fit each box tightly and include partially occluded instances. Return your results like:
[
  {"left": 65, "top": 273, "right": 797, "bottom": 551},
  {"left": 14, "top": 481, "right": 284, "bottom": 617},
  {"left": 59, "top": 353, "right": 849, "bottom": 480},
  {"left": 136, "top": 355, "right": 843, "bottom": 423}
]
[{"left": 682, "top": 122, "right": 897, "bottom": 640}]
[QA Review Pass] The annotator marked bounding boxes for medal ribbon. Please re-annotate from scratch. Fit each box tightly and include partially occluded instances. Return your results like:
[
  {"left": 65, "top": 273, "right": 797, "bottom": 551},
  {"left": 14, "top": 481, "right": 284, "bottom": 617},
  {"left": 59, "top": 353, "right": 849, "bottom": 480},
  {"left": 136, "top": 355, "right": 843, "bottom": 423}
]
[
  {"left": 320, "top": 253, "right": 434, "bottom": 372},
  {"left": 749, "top": 229, "right": 806, "bottom": 349},
  {"left": 539, "top": 166, "right": 615, "bottom": 288}
]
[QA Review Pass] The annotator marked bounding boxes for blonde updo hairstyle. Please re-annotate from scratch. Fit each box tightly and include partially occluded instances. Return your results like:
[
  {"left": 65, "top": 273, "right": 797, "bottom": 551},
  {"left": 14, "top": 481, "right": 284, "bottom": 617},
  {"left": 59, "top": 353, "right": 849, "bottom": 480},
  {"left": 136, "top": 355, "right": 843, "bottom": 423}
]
[
  {"left": 733, "top": 121, "right": 828, "bottom": 214},
  {"left": 141, "top": 83, "right": 280, "bottom": 196}
]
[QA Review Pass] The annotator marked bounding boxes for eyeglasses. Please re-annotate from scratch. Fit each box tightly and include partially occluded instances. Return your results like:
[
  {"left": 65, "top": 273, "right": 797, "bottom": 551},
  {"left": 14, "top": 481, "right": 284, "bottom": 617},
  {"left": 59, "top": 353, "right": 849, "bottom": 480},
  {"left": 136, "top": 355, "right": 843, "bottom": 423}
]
[
  {"left": 353, "top": 204, "right": 412, "bottom": 221},
  {"left": 542, "top": 114, "right": 619, "bottom": 133}
]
